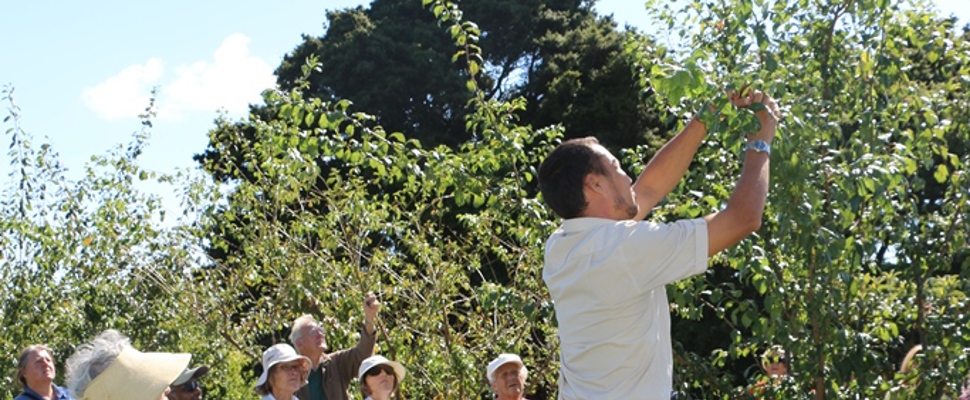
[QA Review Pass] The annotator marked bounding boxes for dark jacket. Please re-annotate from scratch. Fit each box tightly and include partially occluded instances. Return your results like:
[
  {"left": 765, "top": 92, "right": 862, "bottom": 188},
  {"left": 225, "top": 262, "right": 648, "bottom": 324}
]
[{"left": 296, "top": 327, "right": 376, "bottom": 400}]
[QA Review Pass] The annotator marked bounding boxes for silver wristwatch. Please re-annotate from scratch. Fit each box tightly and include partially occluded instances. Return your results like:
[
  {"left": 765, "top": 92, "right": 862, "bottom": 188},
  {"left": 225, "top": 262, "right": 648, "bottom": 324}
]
[{"left": 744, "top": 139, "right": 771, "bottom": 155}]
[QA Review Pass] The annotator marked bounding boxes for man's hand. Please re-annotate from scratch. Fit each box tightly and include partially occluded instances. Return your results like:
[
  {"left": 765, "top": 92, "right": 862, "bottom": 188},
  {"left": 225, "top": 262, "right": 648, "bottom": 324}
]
[
  {"left": 363, "top": 292, "right": 380, "bottom": 334},
  {"left": 729, "top": 86, "right": 780, "bottom": 143}
]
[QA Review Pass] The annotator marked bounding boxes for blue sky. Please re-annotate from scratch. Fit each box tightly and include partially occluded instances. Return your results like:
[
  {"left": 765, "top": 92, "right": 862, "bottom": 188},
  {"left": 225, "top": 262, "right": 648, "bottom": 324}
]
[{"left": 1, "top": 0, "right": 967, "bottom": 198}]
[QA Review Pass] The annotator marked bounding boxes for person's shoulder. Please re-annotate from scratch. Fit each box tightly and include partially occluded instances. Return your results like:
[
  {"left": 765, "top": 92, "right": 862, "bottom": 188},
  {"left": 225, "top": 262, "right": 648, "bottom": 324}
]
[
  {"left": 560, "top": 217, "right": 618, "bottom": 230},
  {"left": 14, "top": 388, "right": 41, "bottom": 400},
  {"left": 54, "top": 385, "right": 76, "bottom": 400}
]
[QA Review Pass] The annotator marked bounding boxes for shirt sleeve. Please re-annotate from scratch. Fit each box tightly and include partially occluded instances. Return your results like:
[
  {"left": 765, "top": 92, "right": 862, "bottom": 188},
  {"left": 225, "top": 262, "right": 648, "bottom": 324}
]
[
  {"left": 614, "top": 218, "right": 709, "bottom": 292},
  {"left": 329, "top": 326, "right": 377, "bottom": 385}
]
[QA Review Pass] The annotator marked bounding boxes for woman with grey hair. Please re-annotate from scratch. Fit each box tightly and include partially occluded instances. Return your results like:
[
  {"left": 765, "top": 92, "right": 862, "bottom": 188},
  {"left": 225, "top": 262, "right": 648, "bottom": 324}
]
[
  {"left": 65, "top": 329, "right": 191, "bottom": 400},
  {"left": 14, "top": 344, "right": 74, "bottom": 400}
]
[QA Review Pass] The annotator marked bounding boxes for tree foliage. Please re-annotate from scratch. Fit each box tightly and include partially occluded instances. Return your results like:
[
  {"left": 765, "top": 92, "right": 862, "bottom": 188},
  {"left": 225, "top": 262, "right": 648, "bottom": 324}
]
[
  {"left": 626, "top": 0, "right": 970, "bottom": 397},
  {"left": 2, "top": 0, "right": 969, "bottom": 399},
  {"left": 0, "top": 87, "right": 249, "bottom": 399}
]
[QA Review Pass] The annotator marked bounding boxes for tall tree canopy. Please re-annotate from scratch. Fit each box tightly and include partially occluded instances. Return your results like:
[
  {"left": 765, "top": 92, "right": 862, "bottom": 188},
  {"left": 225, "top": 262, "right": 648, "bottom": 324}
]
[{"left": 271, "top": 0, "right": 667, "bottom": 150}]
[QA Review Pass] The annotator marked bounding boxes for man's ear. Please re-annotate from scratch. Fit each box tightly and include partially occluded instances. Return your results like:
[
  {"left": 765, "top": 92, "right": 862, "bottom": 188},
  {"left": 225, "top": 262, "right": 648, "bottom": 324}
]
[{"left": 584, "top": 172, "right": 605, "bottom": 194}]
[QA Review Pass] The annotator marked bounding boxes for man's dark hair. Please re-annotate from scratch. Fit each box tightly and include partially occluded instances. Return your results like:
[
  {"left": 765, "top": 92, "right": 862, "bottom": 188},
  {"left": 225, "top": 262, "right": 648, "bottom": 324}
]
[{"left": 538, "top": 137, "right": 608, "bottom": 219}]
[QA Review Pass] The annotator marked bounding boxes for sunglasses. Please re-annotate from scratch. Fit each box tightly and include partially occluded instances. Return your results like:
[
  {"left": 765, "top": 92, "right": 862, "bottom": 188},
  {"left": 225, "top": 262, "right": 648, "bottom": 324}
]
[
  {"left": 365, "top": 365, "right": 395, "bottom": 377},
  {"left": 178, "top": 380, "right": 200, "bottom": 392}
]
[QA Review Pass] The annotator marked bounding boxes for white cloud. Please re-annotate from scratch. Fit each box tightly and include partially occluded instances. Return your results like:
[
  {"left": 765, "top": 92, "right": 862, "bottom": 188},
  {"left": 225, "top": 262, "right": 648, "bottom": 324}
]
[
  {"left": 82, "top": 33, "right": 276, "bottom": 121},
  {"left": 160, "top": 33, "right": 276, "bottom": 120},
  {"left": 81, "top": 58, "right": 164, "bottom": 120}
]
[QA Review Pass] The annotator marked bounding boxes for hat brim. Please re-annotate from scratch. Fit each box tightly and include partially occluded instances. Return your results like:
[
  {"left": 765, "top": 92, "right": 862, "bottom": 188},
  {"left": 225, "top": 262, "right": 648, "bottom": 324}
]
[
  {"left": 487, "top": 359, "right": 524, "bottom": 382},
  {"left": 172, "top": 365, "right": 210, "bottom": 386},
  {"left": 255, "top": 354, "right": 311, "bottom": 390},
  {"left": 360, "top": 360, "right": 407, "bottom": 382},
  {"left": 83, "top": 347, "right": 190, "bottom": 400}
]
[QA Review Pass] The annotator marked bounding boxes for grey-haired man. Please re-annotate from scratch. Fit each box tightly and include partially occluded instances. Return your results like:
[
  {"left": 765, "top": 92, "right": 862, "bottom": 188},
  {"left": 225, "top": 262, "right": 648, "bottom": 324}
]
[{"left": 293, "top": 293, "right": 380, "bottom": 400}]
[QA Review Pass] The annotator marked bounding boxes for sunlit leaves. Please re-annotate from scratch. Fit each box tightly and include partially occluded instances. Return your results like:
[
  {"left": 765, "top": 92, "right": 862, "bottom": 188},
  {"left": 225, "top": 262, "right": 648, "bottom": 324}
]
[{"left": 630, "top": 0, "right": 970, "bottom": 397}]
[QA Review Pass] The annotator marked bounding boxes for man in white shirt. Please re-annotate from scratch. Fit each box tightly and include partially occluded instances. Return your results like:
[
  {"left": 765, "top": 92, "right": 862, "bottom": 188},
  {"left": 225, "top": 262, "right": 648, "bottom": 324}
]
[{"left": 538, "top": 89, "right": 779, "bottom": 399}]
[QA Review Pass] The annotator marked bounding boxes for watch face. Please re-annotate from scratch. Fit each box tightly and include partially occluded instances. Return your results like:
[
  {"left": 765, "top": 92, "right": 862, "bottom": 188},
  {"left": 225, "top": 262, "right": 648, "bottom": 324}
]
[{"left": 747, "top": 140, "right": 770, "bottom": 154}]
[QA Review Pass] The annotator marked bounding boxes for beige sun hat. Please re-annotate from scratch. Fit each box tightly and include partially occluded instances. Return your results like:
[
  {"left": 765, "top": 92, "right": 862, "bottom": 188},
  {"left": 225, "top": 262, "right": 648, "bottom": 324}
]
[
  {"left": 254, "top": 344, "right": 311, "bottom": 393},
  {"left": 357, "top": 355, "right": 407, "bottom": 381},
  {"left": 82, "top": 347, "right": 190, "bottom": 400}
]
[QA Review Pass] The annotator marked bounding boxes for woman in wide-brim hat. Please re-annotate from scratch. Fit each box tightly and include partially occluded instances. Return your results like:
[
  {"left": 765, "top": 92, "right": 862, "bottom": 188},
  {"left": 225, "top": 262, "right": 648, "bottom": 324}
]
[
  {"left": 65, "top": 329, "right": 190, "bottom": 400},
  {"left": 254, "top": 344, "right": 311, "bottom": 400},
  {"left": 357, "top": 355, "right": 406, "bottom": 400}
]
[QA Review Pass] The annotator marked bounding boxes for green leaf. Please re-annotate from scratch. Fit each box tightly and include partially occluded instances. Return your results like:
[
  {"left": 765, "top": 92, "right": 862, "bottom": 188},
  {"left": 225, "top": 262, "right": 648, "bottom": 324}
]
[{"left": 933, "top": 164, "right": 949, "bottom": 183}]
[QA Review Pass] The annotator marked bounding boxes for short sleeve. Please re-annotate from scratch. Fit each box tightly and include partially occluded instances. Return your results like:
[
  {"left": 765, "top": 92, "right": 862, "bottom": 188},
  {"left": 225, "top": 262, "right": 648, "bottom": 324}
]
[{"left": 614, "top": 218, "right": 709, "bottom": 292}]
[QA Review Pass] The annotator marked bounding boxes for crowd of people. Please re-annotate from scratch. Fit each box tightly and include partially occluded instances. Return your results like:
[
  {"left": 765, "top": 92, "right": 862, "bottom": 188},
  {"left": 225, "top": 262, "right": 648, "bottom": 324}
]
[
  {"left": 13, "top": 87, "right": 767, "bottom": 400},
  {"left": 12, "top": 293, "right": 532, "bottom": 400},
  {"left": 11, "top": 89, "right": 965, "bottom": 399}
]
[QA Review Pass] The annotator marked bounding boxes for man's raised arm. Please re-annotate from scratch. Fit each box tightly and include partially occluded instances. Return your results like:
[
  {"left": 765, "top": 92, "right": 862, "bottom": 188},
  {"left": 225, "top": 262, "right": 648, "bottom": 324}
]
[
  {"left": 631, "top": 111, "right": 709, "bottom": 220},
  {"left": 703, "top": 89, "right": 779, "bottom": 256}
]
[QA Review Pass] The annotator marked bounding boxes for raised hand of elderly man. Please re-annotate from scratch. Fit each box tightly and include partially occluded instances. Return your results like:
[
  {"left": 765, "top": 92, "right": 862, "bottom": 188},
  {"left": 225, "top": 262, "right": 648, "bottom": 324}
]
[{"left": 363, "top": 292, "right": 381, "bottom": 335}]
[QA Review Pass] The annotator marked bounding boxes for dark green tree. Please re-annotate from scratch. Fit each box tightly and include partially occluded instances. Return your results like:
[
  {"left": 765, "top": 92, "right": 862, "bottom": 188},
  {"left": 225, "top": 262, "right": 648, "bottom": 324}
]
[
  {"left": 271, "top": 0, "right": 668, "bottom": 150},
  {"left": 515, "top": 8, "right": 670, "bottom": 151}
]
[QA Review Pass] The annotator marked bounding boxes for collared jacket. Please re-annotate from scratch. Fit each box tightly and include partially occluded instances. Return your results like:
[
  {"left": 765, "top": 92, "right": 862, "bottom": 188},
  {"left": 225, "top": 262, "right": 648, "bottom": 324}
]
[{"left": 296, "top": 327, "right": 376, "bottom": 400}]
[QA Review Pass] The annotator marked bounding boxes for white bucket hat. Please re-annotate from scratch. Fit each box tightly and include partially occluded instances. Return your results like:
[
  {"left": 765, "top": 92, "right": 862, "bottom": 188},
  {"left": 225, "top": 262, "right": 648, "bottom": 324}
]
[
  {"left": 254, "top": 344, "right": 311, "bottom": 392},
  {"left": 82, "top": 347, "right": 190, "bottom": 400},
  {"left": 357, "top": 355, "right": 407, "bottom": 381},
  {"left": 487, "top": 354, "right": 525, "bottom": 382}
]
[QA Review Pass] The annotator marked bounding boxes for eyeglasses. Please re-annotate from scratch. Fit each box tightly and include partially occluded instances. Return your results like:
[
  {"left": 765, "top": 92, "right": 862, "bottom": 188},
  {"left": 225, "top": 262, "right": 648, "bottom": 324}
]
[
  {"left": 365, "top": 365, "right": 395, "bottom": 377},
  {"left": 178, "top": 380, "right": 200, "bottom": 392},
  {"left": 277, "top": 363, "right": 303, "bottom": 374}
]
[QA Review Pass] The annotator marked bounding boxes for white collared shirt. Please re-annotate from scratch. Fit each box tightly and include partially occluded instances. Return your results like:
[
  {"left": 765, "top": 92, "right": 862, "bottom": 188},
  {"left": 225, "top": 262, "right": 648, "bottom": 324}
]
[{"left": 544, "top": 217, "right": 709, "bottom": 399}]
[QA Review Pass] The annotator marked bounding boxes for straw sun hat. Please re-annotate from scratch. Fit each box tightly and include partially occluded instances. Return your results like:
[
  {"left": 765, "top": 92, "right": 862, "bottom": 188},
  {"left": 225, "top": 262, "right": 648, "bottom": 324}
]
[{"left": 82, "top": 347, "right": 190, "bottom": 400}]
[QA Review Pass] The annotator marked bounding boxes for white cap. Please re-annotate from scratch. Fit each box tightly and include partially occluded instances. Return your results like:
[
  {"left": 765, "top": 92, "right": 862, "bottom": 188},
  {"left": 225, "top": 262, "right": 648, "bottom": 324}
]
[
  {"left": 487, "top": 354, "right": 524, "bottom": 383},
  {"left": 172, "top": 365, "right": 210, "bottom": 386},
  {"left": 357, "top": 355, "right": 407, "bottom": 381},
  {"left": 254, "top": 344, "right": 310, "bottom": 392}
]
